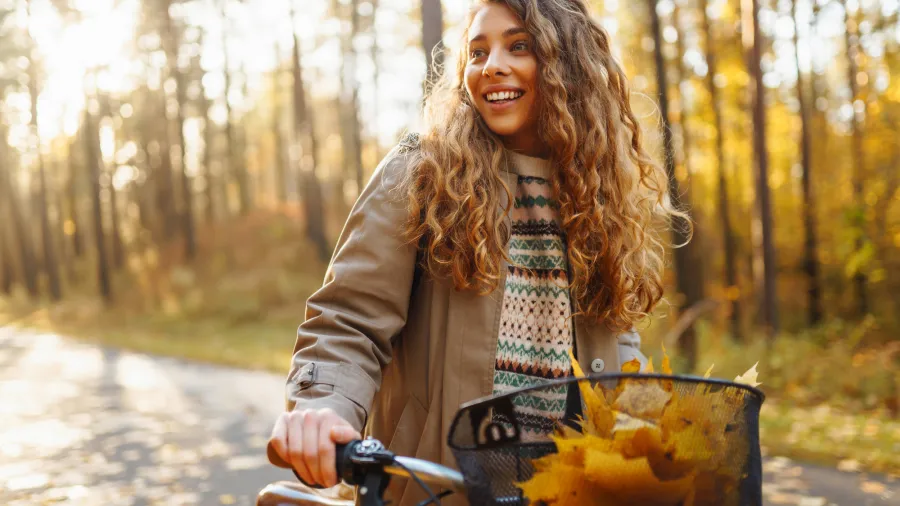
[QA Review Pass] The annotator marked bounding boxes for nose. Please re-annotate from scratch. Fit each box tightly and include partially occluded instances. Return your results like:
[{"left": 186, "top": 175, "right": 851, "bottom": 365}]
[{"left": 483, "top": 48, "right": 511, "bottom": 77}]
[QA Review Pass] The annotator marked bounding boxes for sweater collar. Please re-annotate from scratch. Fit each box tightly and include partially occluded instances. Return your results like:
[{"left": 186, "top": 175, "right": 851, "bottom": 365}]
[{"left": 505, "top": 150, "right": 551, "bottom": 179}]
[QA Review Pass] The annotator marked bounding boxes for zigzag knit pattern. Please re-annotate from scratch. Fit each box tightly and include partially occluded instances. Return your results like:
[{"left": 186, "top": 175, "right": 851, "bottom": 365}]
[{"left": 492, "top": 174, "right": 574, "bottom": 438}]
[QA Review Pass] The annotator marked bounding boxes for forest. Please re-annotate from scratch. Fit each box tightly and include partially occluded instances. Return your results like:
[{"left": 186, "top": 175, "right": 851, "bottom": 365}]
[{"left": 0, "top": 0, "right": 898, "bottom": 477}]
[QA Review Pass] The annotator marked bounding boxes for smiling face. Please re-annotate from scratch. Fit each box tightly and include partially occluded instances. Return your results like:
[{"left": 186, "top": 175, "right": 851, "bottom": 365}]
[{"left": 464, "top": 3, "right": 545, "bottom": 156}]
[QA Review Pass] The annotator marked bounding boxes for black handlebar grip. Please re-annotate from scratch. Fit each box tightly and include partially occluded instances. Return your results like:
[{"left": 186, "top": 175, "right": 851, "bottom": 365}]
[{"left": 335, "top": 440, "right": 363, "bottom": 485}]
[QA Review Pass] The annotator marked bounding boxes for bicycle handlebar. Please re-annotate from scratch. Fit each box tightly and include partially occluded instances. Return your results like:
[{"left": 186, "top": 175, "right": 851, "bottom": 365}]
[
  {"left": 265, "top": 437, "right": 465, "bottom": 503},
  {"left": 335, "top": 439, "right": 466, "bottom": 492}
]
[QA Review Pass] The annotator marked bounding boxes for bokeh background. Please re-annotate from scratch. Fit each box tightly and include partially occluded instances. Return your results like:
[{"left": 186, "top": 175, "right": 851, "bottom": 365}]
[{"left": 0, "top": 0, "right": 898, "bottom": 501}]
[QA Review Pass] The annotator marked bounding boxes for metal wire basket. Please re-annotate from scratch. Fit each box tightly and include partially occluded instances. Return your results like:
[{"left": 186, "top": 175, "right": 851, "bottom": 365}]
[{"left": 447, "top": 374, "right": 765, "bottom": 506}]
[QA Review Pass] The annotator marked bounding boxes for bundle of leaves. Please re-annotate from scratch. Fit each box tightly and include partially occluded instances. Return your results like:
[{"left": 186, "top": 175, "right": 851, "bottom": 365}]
[{"left": 518, "top": 347, "right": 761, "bottom": 506}]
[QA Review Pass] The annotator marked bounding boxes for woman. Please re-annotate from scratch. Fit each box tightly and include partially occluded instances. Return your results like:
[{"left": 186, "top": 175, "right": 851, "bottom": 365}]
[{"left": 268, "top": 0, "right": 683, "bottom": 504}]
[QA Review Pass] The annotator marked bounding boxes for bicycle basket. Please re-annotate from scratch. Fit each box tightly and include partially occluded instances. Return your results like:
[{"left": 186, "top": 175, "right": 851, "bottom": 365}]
[{"left": 447, "top": 374, "right": 764, "bottom": 506}]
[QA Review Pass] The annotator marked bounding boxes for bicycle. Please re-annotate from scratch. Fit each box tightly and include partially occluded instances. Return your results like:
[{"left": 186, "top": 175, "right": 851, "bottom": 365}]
[{"left": 258, "top": 373, "right": 765, "bottom": 506}]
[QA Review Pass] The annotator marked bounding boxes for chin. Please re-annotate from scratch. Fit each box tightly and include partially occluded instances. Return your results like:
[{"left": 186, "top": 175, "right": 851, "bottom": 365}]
[{"left": 484, "top": 119, "right": 524, "bottom": 137}]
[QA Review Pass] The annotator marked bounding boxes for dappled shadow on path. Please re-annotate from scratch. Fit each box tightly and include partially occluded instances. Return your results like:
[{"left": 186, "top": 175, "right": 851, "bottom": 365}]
[{"left": 0, "top": 328, "right": 293, "bottom": 505}]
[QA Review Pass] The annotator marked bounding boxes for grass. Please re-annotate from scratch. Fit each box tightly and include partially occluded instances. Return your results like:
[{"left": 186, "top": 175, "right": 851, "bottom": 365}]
[
  {"left": 760, "top": 401, "right": 900, "bottom": 476},
  {"left": 0, "top": 298, "right": 297, "bottom": 373}
]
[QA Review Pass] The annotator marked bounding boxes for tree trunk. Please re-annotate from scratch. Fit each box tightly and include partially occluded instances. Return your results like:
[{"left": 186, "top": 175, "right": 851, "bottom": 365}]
[
  {"left": 0, "top": 232, "right": 11, "bottom": 295},
  {"left": 108, "top": 161, "right": 124, "bottom": 269},
  {"left": 164, "top": 2, "right": 196, "bottom": 260},
  {"left": 157, "top": 90, "right": 178, "bottom": 239},
  {"left": 0, "top": 142, "right": 16, "bottom": 295},
  {"left": 28, "top": 48, "right": 62, "bottom": 300},
  {"left": 67, "top": 139, "right": 83, "bottom": 258},
  {"left": 671, "top": 0, "right": 692, "bottom": 183},
  {"left": 649, "top": 0, "right": 704, "bottom": 370},
  {"left": 84, "top": 109, "right": 112, "bottom": 303},
  {"left": 98, "top": 94, "right": 125, "bottom": 270},
  {"left": 273, "top": 39, "right": 287, "bottom": 204},
  {"left": 55, "top": 168, "right": 74, "bottom": 284},
  {"left": 742, "top": 0, "right": 779, "bottom": 337},
  {"left": 291, "top": 0, "right": 329, "bottom": 261},
  {"left": 220, "top": 0, "right": 250, "bottom": 215},
  {"left": 700, "top": 0, "right": 741, "bottom": 340},
  {"left": 370, "top": 0, "right": 382, "bottom": 160},
  {"left": 0, "top": 138, "right": 39, "bottom": 298},
  {"left": 200, "top": 82, "right": 217, "bottom": 224},
  {"left": 839, "top": 0, "right": 868, "bottom": 316},
  {"left": 792, "top": 0, "right": 822, "bottom": 326},
  {"left": 421, "top": 0, "right": 444, "bottom": 96},
  {"left": 335, "top": 0, "right": 364, "bottom": 196}
]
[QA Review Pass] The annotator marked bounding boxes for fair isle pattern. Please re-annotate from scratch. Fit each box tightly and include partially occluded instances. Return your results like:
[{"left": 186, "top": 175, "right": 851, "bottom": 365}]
[{"left": 492, "top": 174, "right": 573, "bottom": 438}]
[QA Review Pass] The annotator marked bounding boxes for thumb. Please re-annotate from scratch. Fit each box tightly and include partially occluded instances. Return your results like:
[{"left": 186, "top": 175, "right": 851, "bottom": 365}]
[{"left": 330, "top": 424, "right": 361, "bottom": 443}]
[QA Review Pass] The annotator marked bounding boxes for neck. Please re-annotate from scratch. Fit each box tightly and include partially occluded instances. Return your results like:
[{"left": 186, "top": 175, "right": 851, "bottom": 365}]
[{"left": 500, "top": 130, "right": 550, "bottom": 159}]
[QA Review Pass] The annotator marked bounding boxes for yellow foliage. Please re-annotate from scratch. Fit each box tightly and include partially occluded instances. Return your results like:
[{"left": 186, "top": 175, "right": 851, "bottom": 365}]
[{"left": 519, "top": 346, "right": 761, "bottom": 506}]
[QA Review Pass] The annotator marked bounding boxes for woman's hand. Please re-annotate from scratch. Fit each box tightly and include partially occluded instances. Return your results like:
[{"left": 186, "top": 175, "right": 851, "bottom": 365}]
[{"left": 267, "top": 408, "right": 361, "bottom": 488}]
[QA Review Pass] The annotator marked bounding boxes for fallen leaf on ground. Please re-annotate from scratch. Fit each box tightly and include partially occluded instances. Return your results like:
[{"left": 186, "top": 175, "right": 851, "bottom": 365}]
[{"left": 860, "top": 481, "right": 886, "bottom": 495}]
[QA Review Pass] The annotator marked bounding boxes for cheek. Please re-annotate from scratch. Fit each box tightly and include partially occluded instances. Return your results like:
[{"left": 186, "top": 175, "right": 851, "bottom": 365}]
[
  {"left": 464, "top": 68, "right": 479, "bottom": 101},
  {"left": 524, "top": 61, "right": 539, "bottom": 91}
]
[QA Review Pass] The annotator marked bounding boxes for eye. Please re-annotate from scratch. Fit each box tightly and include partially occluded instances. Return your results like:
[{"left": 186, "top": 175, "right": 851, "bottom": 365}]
[
  {"left": 470, "top": 48, "right": 487, "bottom": 59},
  {"left": 512, "top": 40, "right": 529, "bottom": 52}
]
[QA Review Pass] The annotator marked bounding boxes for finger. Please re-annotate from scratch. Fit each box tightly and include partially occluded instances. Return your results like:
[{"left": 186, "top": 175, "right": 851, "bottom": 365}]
[
  {"left": 318, "top": 417, "right": 338, "bottom": 487},
  {"left": 267, "top": 414, "right": 290, "bottom": 468},
  {"left": 303, "top": 410, "right": 324, "bottom": 485},
  {"left": 287, "top": 412, "right": 314, "bottom": 485},
  {"left": 329, "top": 423, "right": 361, "bottom": 444}
]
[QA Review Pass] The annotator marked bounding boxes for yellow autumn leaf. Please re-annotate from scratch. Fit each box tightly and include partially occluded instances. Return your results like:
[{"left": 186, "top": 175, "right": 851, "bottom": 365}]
[
  {"left": 568, "top": 349, "right": 615, "bottom": 436},
  {"left": 621, "top": 358, "right": 642, "bottom": 373},
  {"left": 661, "top": 343, "right": 672, "bottom": 374},
  {"left": 643, "top": 357, "right": 655, "bottom": 373},
  {"left": 614, "top": 380, "right": 671, "bottom": 420},
  {"left": 734, "top": 362, "right": 761, "bottom": 387},
  {"left": 584, "top": 450, "right": 695, "bottom": 505}
]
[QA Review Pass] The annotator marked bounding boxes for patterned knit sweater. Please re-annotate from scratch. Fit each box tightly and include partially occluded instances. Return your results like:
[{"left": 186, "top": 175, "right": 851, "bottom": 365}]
[{"left": 491, "top": 151, "right": 573, "bottom": 438}]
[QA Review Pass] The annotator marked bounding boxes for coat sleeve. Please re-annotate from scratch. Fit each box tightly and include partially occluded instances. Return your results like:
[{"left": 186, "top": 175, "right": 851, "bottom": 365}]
[{"left": 284, "top": 143, "right": 419, "bottom": 432}]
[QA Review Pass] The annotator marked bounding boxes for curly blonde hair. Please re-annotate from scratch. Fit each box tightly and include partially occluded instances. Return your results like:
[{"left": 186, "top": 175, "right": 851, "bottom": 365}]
[{"left": 402, "top": 0, "right": 687, "bottom": 331}]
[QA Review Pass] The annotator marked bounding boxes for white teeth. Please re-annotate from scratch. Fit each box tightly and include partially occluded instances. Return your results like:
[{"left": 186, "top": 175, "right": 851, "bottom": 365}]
[{"left": 486, "top": 91, "right": 522, "bottom": 102}]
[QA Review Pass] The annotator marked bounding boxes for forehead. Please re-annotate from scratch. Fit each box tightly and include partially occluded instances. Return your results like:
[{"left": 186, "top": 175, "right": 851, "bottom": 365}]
[{"left": 468, "top": 3, "right": 523, "bottom": 41}]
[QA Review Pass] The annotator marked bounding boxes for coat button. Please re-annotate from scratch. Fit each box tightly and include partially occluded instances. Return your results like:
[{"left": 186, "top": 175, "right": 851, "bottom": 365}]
[{"left": 590, "top": 359, "right": 605, "bottom": 373}]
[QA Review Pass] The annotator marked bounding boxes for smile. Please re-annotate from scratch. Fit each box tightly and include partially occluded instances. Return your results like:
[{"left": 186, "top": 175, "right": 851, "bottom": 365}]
[{"left": 484, "top": 90, "right": 524, "bottom": 103}]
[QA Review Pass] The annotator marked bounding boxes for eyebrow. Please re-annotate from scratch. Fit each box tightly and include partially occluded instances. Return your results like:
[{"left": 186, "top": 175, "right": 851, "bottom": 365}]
[{"left": 468, "top": 26, "right": 528, "bottom": 44}]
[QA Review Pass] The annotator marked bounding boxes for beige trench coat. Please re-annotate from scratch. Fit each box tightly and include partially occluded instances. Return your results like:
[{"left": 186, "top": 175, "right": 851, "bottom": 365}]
[{"left": 275, "top": 136, "right": 647, "bottom": 505}]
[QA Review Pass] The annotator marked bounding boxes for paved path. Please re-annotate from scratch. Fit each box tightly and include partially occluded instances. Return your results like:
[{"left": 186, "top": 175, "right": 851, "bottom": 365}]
[{"left": 0, "top": 327, "right": 896, "bottom": 505}]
